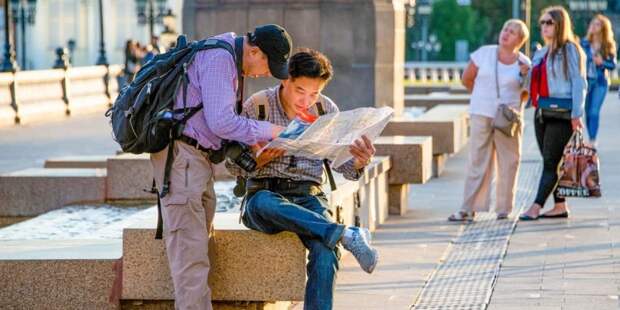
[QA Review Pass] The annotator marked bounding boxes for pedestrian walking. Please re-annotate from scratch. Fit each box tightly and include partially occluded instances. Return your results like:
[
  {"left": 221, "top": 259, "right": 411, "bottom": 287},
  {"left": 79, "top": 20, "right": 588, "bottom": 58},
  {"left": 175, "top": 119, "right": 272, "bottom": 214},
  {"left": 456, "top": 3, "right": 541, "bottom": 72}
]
[{"left": 581, "top": 14, "right": 617, "bottom": 146}]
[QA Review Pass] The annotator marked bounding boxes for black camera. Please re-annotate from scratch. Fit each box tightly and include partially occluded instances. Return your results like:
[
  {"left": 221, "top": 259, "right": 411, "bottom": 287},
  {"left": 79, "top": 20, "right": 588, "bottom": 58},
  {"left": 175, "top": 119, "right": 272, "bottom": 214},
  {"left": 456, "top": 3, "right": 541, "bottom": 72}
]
[{"left": 210, "top": 140, "right": 257, "bottom": 173}]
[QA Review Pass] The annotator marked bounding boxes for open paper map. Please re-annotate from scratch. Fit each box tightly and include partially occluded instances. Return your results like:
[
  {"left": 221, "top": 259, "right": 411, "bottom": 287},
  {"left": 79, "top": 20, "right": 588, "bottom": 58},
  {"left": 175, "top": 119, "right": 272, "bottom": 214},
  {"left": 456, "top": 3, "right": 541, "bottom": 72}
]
[{"left": 259, "top": 107, "right": 394, "bottom": 168}]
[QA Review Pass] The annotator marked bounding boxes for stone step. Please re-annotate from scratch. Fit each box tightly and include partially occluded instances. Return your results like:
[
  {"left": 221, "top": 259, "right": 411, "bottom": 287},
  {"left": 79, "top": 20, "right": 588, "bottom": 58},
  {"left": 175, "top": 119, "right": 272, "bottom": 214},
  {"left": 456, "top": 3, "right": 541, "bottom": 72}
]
[{"left": 0, "top": 168, "right": 106, "bottom": 217}]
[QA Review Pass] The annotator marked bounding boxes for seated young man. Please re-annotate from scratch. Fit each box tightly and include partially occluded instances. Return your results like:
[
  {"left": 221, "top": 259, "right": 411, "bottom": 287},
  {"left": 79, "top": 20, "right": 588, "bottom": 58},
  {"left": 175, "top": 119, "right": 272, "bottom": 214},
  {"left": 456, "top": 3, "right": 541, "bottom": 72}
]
[{"left": 226, "top": 48, "right": 379, "bottom": 310}]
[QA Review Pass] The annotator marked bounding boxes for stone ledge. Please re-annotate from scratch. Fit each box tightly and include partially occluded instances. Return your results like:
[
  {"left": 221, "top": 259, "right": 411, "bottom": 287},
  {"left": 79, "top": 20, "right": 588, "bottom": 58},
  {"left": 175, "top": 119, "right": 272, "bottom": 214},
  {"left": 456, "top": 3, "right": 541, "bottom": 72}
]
[
  {"left": 0, "top": 168, "right": 106, "bottom": 217},
  {"left": 106, "top": 154, "right": 155, "bottom": 201},
  {"left": 106, "top": 154, "right": 233, "bottom": 201},
  {"left": 0, "top": 260, "right": 118, "bottom": 309},
  {"left": 121, "top": 300, "right": 292, "bottom": 310},
  {"left": 381, "top": 105, "right": 469, "bottom": 155},
  {"left": 44, "top": 155, "right": 112, "bottom": 169},
  {"left": 122, "top": 213, "right": 307, "bottom": 302},
  {"left": 374, "top": 136, "right": 432, "bottom": 184}
]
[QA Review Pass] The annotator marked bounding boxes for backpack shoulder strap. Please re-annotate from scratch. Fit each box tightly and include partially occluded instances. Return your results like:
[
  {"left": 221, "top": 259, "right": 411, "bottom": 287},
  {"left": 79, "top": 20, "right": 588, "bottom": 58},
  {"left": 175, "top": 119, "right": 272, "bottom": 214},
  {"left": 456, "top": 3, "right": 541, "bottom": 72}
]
[
  {"left": 199, "top": 38, "right": 235, "bottom": 58},
  {"left": 312, "top": 95, "right": 330, "bottom": 116},
  {"left": 312, "top": 96, "right": 337, "bottom": 191},
  {"left": 249, "top": 90, "right": 271, "bottom": 121}
]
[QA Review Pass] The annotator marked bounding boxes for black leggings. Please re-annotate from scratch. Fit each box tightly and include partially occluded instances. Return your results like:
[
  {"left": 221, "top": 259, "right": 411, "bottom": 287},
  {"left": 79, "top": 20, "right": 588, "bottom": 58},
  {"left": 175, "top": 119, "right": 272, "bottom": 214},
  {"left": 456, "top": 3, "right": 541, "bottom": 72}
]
[{"left": 533, "top": 109, "right": 574, "bottom": 206}]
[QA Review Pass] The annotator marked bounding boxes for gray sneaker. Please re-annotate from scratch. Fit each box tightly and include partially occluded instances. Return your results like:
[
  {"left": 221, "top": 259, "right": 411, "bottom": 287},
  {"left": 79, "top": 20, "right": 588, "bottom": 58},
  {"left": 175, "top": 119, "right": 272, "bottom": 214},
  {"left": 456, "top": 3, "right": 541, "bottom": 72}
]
[{"left": 342, "top": 227, "right": 379, "bottom": 273}]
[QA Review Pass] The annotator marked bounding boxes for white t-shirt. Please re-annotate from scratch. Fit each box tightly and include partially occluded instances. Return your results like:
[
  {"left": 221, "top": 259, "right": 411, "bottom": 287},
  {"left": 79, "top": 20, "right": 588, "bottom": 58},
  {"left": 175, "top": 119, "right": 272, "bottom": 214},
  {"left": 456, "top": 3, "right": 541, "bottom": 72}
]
[{"left": 469, "top": 45, "right": 531, "bottom": 118}]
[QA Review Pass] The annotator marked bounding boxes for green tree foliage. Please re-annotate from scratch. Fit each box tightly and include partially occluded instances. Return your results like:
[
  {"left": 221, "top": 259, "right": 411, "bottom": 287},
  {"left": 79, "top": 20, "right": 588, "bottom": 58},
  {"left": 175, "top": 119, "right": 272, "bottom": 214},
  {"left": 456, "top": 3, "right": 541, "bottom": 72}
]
[
  {"left": 430, "top": 0, "right": 489, "bottom": 60},
  {"left": 470, "top": 0, "right": 591, "bottom": 52}
]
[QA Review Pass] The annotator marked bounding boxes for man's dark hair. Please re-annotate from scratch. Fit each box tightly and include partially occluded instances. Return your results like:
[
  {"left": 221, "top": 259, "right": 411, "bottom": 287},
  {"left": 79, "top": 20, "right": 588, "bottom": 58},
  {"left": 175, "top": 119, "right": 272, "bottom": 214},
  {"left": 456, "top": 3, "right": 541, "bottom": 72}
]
[{"left": 288, "top": 48, "right": 333, "bottom": 82}]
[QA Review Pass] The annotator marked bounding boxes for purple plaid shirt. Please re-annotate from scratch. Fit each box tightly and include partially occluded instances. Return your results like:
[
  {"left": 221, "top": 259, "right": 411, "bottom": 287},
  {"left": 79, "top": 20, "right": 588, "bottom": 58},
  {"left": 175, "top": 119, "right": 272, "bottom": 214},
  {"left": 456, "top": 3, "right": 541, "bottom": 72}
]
[{"left": 176, "top": 32, "right": 274, "bottom": 150}]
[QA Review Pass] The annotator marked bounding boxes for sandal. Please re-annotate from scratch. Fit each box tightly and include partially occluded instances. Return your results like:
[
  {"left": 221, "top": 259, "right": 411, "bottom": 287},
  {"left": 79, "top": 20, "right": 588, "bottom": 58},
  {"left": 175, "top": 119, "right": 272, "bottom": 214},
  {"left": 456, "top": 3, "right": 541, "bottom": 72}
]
[{"left": 448, "top": 211, "right": 475, "bottom": 222}]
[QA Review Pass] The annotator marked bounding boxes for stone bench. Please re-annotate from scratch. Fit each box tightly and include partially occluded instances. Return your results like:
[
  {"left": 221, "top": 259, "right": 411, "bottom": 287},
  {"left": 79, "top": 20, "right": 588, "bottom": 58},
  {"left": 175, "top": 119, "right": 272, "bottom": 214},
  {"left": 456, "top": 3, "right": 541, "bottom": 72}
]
[
  {"left": 122, "top": 157, "right": 391, "bottom": 306},
  {"left": 404, "top": 93, "right": 470, "bottom": 109},
  {"left": 43, "top": 153, "right": 233, "bottom": 202},
  {"left": 0, "top": 211, "right": 301, "bottom": 310},
  {"left": 381, "top": 105, "right": 469, "bottom": 177},
  {"left": 0, "top": 239, "right": 121, "bottom": 310},
  {"left": 0, "top": 168, "right": 106, "bottom": 217},
  {"left": 122, "top": 212, "right": 306, "bottom": 306},
  {"left": 0, "top": 157, "right": 392, "bottom": 309},
  {"left": 373, "top": 136, "right": 433, "bottom": 215}
]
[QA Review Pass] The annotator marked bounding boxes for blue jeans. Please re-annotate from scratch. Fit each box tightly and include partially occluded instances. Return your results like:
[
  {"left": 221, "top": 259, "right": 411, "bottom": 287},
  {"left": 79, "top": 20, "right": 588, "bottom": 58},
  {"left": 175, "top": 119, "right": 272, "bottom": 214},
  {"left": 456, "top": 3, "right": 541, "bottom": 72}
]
[
  {"left": 585, "top": 79, "right": 608, "bottom": 141},
  {"left": 242, "top": 190, "right": 345, "bottom": 310}
]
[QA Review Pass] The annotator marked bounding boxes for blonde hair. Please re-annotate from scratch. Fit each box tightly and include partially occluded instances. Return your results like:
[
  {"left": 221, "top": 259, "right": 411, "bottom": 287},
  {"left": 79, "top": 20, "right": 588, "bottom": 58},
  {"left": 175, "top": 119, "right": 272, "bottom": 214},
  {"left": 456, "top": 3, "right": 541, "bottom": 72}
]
[
  {"left": 540, "top": 6, "right": 585, "bottom": 77},
  {"left": 587, "top": 14, "right": 617, "bottom": 58},
  {"left": 503, "top": 19, "right": 530, "bottom": 48}
]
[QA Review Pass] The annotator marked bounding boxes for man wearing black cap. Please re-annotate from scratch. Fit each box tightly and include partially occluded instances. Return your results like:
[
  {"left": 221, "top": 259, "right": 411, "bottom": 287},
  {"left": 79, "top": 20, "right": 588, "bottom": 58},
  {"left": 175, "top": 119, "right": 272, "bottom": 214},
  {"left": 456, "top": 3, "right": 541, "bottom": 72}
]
[{"left": 150, "top": 24, "right": 292, "bottom": 310}]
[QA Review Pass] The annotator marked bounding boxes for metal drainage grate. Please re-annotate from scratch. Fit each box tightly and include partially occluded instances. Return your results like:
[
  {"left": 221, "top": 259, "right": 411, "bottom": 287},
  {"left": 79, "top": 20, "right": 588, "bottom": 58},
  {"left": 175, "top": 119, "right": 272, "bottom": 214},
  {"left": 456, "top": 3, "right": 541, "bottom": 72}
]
[{"left": 411, "top": 161, "right": 542, "bottom": 310}]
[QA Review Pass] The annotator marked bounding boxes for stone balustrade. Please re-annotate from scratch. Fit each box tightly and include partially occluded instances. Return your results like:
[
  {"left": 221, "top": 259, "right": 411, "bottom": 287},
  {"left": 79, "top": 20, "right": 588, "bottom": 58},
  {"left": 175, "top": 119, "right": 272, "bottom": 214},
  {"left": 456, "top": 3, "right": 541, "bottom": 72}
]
[
  {"left": 404, "top": 62, "right": 467, "bottom": 84},
  {"left": 0, "top": 65, "right": 122, "bottom": 126}
]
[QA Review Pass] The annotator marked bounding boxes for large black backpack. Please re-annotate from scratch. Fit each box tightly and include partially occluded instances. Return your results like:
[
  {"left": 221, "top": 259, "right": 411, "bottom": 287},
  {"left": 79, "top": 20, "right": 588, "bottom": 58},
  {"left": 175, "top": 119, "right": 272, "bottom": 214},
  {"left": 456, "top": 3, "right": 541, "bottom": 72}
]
[{"left": 106, "top": 35, "right": 236, "bottom": 155}]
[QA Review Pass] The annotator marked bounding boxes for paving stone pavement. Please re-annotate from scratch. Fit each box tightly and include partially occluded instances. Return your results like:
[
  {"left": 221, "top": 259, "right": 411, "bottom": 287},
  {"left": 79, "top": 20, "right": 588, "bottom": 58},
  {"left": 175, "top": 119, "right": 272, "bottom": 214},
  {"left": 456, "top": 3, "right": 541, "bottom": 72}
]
[
  {"left": 488, "top": 97, "right": 620, "bottom": 310},
  {"left": 0, "top": 110, "right": 117, "bottom": 173},
  {"left": 324, "top": 96, "right": 620, "bottom": 310}
]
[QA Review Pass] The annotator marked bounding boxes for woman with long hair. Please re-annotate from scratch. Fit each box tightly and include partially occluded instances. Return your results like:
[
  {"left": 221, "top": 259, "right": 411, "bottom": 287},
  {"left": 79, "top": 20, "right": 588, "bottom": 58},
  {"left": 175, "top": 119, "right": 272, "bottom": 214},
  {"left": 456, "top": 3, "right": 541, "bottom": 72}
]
[
  {"left": 520, "top": 6, "right": 587, "bottom": 220},
  {"left": 448, "top": 19, "right": 530, "bottom": 221},
  {"left": 581, "top": 14, "right": 616, "bottom": 146}
]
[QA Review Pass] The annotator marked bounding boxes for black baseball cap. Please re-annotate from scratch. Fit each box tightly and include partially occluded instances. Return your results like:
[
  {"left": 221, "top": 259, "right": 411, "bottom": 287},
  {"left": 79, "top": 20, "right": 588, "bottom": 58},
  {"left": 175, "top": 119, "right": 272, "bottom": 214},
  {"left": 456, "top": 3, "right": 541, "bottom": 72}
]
[{"left": 249, "top": 24, "right": 292, "bottom": 80}]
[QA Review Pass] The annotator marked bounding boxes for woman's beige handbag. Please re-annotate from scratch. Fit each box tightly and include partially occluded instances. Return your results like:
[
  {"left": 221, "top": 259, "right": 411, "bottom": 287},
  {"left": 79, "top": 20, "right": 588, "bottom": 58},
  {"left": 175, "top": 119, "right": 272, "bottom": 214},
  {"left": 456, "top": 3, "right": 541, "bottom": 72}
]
[
  {"left": 491, "top": 47, "right": 524, "bottom": 137},
  {"left": 492, "top": 104, "right": 521, "bottom": 137}
]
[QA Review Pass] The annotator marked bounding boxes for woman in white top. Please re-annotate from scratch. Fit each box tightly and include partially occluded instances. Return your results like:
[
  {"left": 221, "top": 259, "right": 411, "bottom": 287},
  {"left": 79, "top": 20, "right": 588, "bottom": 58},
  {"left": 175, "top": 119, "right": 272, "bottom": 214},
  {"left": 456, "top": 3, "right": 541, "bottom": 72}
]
[{"left": 449, "top": 19, "right": 531, "bottom": 221}]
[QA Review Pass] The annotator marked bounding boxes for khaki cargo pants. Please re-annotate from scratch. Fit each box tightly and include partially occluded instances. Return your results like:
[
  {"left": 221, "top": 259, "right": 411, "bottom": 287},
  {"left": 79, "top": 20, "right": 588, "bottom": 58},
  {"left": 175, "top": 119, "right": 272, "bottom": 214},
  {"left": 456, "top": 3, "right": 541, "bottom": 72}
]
[{"left": 151, "top": 140, "right": 216, "bottom": 310}]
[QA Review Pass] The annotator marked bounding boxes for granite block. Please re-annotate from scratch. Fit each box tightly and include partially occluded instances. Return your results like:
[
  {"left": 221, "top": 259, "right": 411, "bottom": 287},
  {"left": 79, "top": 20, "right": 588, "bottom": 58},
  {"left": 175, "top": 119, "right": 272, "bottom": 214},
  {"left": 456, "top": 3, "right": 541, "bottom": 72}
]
[
  {"left": 381, "top": 105, "right": 469, "bottom": 155},
  {"left": 122, "top": 213, "right": 307, "bottom": 302},
  {"left": 44, "top": 155, "right": 112, "bottom": 169},
  {"left": 121, "top": 300, "right": 292, "bottom": 310},
  {"left": 374, "top": 136, "right": 433, "bottom": 184},
  {"left": 433, "top": 153, "right": 448, "bottom": 178},
  {"left": 0, "top": 259, "right": 118, "bottom": 310},
  {"left": 0, "top": 216, "right": 31, "bottom": 229},
  {"left": 388, "top": 184, "right": 408, "bottom": 216},
  {"left": 106, "top": 153, "right": 155, "bottom": 201},
  {"left": 0, "top": 168, "right": 106, "bottom": 216}
]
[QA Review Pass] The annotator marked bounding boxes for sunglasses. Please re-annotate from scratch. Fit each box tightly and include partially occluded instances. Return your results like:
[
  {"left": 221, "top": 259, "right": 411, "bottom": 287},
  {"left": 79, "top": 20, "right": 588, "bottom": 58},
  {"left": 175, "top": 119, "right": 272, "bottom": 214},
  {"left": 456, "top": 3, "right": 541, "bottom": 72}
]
[{"left": 539, "top": 19, "right": 554, "bottom": 26}]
